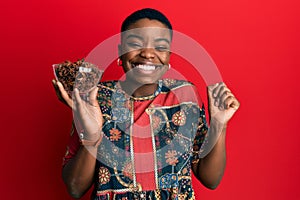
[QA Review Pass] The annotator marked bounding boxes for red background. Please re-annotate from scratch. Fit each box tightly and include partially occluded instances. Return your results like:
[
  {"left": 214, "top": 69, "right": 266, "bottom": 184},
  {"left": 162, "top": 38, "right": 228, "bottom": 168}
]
[{"left": 1, "top": 0, "right": 299, "bottom": 199}]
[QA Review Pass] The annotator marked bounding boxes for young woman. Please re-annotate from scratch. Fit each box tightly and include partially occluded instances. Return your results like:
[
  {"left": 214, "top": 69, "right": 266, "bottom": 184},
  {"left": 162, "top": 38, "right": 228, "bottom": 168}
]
[{"left": 52, "top": 8, "right": 240, "bottom": 200}]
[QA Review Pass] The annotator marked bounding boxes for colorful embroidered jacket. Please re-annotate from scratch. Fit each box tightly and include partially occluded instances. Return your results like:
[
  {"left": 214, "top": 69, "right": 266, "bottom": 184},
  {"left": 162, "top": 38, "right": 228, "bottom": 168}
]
[{"left": 63, "top": 79, "right": 208, "bottom": 200}]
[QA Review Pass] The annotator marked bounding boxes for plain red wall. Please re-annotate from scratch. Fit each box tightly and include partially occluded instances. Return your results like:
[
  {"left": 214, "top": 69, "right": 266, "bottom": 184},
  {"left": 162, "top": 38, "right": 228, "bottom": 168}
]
[{"left": 1, "top": 0, "right": 299, "bottom": 199}]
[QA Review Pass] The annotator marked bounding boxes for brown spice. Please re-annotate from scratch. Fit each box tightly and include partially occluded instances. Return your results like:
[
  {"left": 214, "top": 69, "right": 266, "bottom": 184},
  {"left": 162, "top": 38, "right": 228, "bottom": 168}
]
[{"left": 54, "top": 59, "right": 102, "bottom": 94}]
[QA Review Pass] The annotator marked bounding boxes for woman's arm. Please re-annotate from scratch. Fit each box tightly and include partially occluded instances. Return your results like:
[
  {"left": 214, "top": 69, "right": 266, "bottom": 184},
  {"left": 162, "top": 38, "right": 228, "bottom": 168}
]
[
  {"left": 192, "top": 122, "right": 227, "bottom": 189},
  {"left": 62, "top": 146, "right": 97, "bottom": 198},
  {"left": 53, "top": 80, "right": 103, "bottom": 198},
  {"left": 192, "top": 82, "right": 239, "bottom": 189}
]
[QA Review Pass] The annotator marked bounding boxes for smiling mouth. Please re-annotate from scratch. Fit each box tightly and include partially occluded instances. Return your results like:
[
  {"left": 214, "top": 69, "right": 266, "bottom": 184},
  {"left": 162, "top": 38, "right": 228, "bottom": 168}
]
[{"left": 132, "top": 64, "right": 163, "bottom": 71}]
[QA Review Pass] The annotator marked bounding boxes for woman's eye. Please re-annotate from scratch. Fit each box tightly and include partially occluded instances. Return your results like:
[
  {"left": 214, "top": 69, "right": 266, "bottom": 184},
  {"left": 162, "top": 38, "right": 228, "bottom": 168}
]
[
  {"left": 155, "top": 46, "right": 169, "bottom": 52},
  {"left": 127, "top": 42, "right": 142, "bottom": 49}
]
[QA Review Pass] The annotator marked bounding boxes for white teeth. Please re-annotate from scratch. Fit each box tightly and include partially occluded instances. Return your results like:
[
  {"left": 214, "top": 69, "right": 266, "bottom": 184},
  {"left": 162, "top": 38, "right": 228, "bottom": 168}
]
[{"left": 135, "top": 64, "right": 156, "bottom": 71}]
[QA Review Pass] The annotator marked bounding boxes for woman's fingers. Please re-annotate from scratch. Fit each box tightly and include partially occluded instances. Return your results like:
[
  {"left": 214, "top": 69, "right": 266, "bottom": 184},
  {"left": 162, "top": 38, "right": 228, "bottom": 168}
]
[
  {"left": 52, "top": 79, "right": 68, "bottom": 105},
  {"left": 52, "top": 79, "right": 62, "bottom": 98},
  {"left": 56, "top": 81, "right": 73, "bottom": 108},
  {"left": 207, "top": 82, "right": 219, "bottom": 108},
  {"left": 218, "top": 88, "right": 240, "bottom": 111},
  {"left": 52, "top": 79, "right": 61, "bottom": 98},
  {"left": 52, "top": 79, "right": 73, "bottom": 108},
  {"left": 207, "top": 82, "right": 240, "bottom": 123},
  {"left": 216, "top": 85, "right": 226, "bottom": 100},
  {"left": 89, "top": 87, "right": 99, "bottom": 107},
  {"left": 73, "top": 88, "right": 84, "bottom": 111},
  {"left": 52, "top": 79, "right": 58, "bottom": 89},
  {"left": 56, "top": 81, "right": 68, "bottom": 98},
  {"left": 209, "top": 82, "right": 226, "bottom": 108},
  {"left": 210, "top": 82, "right": 220, "bottom": 97},
  {"left": 224, "top": 95, "right": 240, "bottom": 110},
  {"left": 219, "top": 89, "right": 232, "bottom": 109},
  {"left": 72, "top": 87, "right": 103, "bottom": 134},
  {"left": 208, "top": 82, "right": 239, "bottom": 110}
]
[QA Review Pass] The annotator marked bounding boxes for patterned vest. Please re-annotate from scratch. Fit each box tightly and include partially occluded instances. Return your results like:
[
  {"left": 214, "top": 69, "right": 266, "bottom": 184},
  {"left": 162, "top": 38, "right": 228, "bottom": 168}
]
[{"left": 93, "top": 79, "right": 207, "bottom": 200}]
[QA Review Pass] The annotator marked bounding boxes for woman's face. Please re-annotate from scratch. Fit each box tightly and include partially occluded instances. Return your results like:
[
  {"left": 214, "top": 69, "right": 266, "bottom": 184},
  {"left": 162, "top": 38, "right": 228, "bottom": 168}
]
[{"left": 119, "top": 18, "right": 171, "bottom": 85}]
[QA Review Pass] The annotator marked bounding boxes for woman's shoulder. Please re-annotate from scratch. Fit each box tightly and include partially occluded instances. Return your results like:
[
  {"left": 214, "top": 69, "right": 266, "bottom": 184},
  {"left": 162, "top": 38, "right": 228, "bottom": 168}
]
[
  {"left": 98, "top": 80, "right": 118, "bottom": 90},
  {"left": 161, "top": 79, "right": 195, "bottom": 91},
  {"left": 161, "top": 79, "right": 203, "bottom": 104}
]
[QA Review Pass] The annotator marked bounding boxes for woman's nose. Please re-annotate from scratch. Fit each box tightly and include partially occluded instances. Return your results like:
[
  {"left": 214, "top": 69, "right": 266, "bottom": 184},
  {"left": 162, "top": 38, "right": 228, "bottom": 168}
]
[{"left": 140, "top": 48, "right": 155, "bottom": 59}]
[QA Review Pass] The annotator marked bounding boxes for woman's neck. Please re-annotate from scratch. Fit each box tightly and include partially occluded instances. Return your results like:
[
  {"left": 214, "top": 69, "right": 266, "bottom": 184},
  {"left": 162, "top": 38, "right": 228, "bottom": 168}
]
[{"left": 120, "top": 80, "right": 159, "bottom": 98}]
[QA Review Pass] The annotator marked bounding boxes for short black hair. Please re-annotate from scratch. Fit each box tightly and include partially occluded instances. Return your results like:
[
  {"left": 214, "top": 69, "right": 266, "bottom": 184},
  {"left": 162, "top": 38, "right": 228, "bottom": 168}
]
[{"left": 121, "top": 8, "right": 173, "bottom": 38}]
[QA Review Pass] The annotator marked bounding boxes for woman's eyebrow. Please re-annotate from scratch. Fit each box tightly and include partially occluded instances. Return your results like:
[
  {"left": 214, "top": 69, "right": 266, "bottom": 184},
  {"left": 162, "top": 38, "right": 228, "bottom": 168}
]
[
  {"left": 125, "top": 34, "right": 170, "bottom": 44},
  {"left": 154, "top": 38, "right": 170, "bottom": 44},
  {"left": 126, "top": 34, "right": 143, "bottom": 40}
]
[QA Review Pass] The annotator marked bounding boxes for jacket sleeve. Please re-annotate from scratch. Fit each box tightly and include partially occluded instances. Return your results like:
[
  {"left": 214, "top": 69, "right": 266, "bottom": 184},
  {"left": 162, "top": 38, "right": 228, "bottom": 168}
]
[{"left": 62, "top": 121, "right": 81, "bottom": 167}]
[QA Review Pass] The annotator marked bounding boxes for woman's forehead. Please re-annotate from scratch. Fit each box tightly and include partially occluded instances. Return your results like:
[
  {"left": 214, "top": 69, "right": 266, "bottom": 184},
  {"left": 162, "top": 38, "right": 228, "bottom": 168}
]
[
  {"left": 123, "top": 28, "right": 170, "bottom": 40},
  {"left": 127, "top": 18, "right": 168, "bottom": 29},
  {"left": 121, "top": 18, "right": 171, "bottom": 41}
]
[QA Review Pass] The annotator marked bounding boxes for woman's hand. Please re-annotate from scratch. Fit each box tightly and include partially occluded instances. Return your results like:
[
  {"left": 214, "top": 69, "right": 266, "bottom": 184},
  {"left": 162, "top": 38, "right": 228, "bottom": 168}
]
[
  {"left": 58, "top": 83, "right": 102, "bottom": 198},
  {"left": 207, "top": 82, "right": 240, "bottom": 125},
  {"left": 52, "top": 79, "right": 73, "bottom": 108},
  {"left": 192, "top": 82, "right": 239, "bottom": 188},
  {"left": 72, "top": 87, "right": 103, "bottom": 139},
  {"left": 52, "top": 79, "right": 103, "bottom": 139}
]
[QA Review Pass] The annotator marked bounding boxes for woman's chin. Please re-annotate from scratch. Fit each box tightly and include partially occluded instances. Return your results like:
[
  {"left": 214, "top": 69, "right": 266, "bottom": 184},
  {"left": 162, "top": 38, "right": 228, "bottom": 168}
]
[
  {"left": 124, "top": 73, "right": 160, "bottom": 85},
  {"left": 133, "top": 78, "right": 158, "bottom": 86}
]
